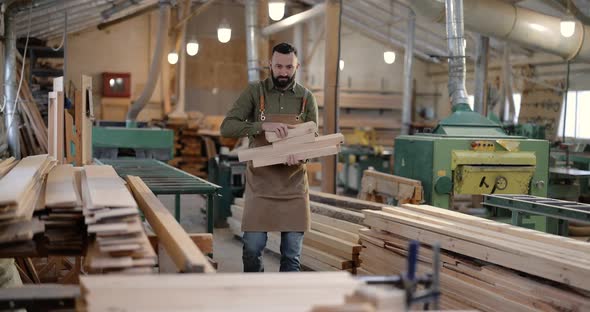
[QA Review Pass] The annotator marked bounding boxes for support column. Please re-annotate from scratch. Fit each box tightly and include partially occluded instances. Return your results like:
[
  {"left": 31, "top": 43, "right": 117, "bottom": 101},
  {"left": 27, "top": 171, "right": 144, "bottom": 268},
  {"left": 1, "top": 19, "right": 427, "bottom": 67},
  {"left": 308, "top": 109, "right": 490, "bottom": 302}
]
[
  {"left": 401, "top": 12, "right": 415, "bottom": 135},
  {"left": 257, "top": 0, "right": 270, "bottom": 80},
  {"left": 474, "top": 35, "right": 489, "bottom": 115},
  {"left": 321, "top": 0, "right": 341, "bottom": 194}
]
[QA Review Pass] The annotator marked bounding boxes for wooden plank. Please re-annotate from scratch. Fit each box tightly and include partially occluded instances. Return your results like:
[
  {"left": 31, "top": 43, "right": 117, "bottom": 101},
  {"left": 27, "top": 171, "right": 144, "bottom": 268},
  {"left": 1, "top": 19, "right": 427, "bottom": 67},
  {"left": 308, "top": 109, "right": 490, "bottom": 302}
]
[
  {"left": 46, "top": 165, "right": 80, "bottom": 208},
  {"left": 363, "top": 210, "right": 590, "bottom": 291},
  {"left": 238, "top": 133, "right": 344, "bottom": 162},
  {"left": 0, "top": 155, "right": 51, "bottom": 206},
  {"left": 148, "top": 233, "right": 214, "bottom": 255},
  {"left": 311, "top": 212, "right": 366, "bottom": 234},
  {"left": 127, "top": 176, "right": 214, "bottom": 273},
  {"left": 402, "top": 203, "right": 590, "bottom": 254},
  {"left": 265, "top": 121, "right": 317, "bottom": 143},
  {"left": 252, "top": 145, "right": 340, "bottom": 168},
  {"left": 64, "top": 111, "right": 75, "bottom": 164},
  {"left": 311, "top": 221, "right": 359, "bottom": 244},
  {"left": 0, "top": 158, "right": 17, "bottom": 178},
  {"left": 309, "top": 190, "right": 384, "bottom": 211},
  {"left": 302, "top": 245, "right": 353, "bottom": 270},
  {"left": 83, "top": 165, "right": 137, "bottom": 209},
  {"left": 310, "top": 201, "right": 364, "bottom": 224},
  {"left": 81, "top": 75, "right": 93, "bottom": 165},
  {"left": 272, "top": 132, "right": 316, "bottom": 148},
  {"left": 0, "top": 218, "right": 45, "bottom": 244},
  {"left": 305, "top": 230, "right": 362, "bottom": 255}
]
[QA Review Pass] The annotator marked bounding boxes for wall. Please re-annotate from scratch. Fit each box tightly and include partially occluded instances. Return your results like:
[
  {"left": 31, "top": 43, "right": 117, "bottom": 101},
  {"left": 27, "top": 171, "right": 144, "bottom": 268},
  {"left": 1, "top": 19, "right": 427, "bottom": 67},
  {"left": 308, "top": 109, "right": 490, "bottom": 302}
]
[{"left": 49, "top": 10, "right": 163, "bottom": 121}]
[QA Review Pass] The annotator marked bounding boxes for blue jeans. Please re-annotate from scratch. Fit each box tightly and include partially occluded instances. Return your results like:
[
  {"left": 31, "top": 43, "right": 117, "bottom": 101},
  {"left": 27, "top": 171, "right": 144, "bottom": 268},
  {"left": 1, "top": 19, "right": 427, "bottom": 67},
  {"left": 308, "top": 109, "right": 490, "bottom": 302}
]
[{"left": 242, "top": 231, "right": 304, "bottom": 272}]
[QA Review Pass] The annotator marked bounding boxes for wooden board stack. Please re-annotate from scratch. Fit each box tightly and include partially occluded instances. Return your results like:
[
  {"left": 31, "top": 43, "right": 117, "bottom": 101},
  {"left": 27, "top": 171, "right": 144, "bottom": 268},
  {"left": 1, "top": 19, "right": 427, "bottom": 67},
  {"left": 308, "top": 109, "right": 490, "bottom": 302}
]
[
  {"left": 360, "top": 204, "right": 590, "bottom": 311},
  {"left": 228, "top": 197, "right": 367, "bottom": 273},
  {"left": 40, "top": 164, "right": 85, "bottom": 252},
  {"left": 81, "top": 165, "right": 156, "bottom": 273},
  {"left": 0, "top": 157, "right": 18, "bottom": 178},
  {"left": 238, "top": 122, "right": 343, "bottom": 168},
  {"left": 359, "top": 170, "right": 423, "bottom": 205},
  {"left": 78, "top": 272, "right": 375, "bottom": 312},
  {"left": 0, "top": 155, "right": 55, "bottom": 245},
  {"left": 167, "top": 112, "right": 211, "bottom": 178}
]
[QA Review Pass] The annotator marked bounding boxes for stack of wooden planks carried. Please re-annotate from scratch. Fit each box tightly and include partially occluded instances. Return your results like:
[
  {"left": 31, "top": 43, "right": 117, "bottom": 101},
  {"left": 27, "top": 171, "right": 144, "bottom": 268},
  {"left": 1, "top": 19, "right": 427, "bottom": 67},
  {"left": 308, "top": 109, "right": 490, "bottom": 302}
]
[
  {"left": 238, "top": 121, "right": 343, "bottom": 167},
  {"left": 228, "top": 197, "right": 367, "bottom": 273},
  {"left": 40, "top": 164, "right": 85, "bottom": 252},
  {"left": 81, "top": 165, "right": 156, "bottom": 274},
  {"left": 360, "top": 204, "right": 590, "bottom": 311},
  {"left": 0, "top": 155, "right": 55, "bottom": 245},
  {"left": 78, "top": 272, "right": 396, "bottom": 312}
]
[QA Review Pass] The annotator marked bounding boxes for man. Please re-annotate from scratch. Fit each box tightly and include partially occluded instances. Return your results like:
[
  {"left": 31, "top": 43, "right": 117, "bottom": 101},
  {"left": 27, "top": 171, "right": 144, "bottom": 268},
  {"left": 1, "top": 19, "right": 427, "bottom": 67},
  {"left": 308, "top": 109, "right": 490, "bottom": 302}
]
[{"left": 220, "top": 42, "right": 318, "bottom": 272}]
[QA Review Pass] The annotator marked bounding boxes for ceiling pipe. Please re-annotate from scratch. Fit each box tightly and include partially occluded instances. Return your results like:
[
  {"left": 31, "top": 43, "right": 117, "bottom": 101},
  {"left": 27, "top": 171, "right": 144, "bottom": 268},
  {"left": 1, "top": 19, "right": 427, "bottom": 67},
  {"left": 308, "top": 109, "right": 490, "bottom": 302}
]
[
  {"left": 445, "top": 0, "right": 469, "bottom": 110},
  {"left": 261, "top": 3, "right": 325, "bottom": 36},
  {"left": 245, "top": 0, "right": 259, "bottom": 82},
  {"left": 408, "top": 0, "right": 590, "bottom": 62},
  {"left": 126, "top": 0, "right": 171, "bottom": 124}
]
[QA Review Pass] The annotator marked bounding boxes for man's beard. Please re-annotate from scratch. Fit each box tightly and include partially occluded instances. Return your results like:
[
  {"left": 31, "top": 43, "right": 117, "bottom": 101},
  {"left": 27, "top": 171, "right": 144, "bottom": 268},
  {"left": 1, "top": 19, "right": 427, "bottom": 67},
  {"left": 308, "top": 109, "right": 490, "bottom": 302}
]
[{"left": 272, "top": 72, "right": 296, "bottom": 89}]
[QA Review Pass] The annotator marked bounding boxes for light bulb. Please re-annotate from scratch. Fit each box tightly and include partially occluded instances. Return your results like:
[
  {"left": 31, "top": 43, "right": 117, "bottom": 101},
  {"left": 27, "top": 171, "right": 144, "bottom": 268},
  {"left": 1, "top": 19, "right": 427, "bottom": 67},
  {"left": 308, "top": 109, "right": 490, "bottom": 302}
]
[
  {"left": 383, "top": 51, "right": 396, "bottom": 64},
  {"left": 167, "top": 52, "right": 179, "bottom": 65},
  {"left": 217, "top": 22, "right": 232, "bottom": 43},
  {"left": 186, "top": 40, "right": 199, "bottom": 56},
  {"left": 109, "top": 78, "right": 115, "bottom": 87},
  {"left": 268, "top": 1, "right": 286, "bottom": 21},
  {"left": 339, "top": 59, "right": 344, "bottom": 71},
  {"left": 560, "top": 19, "right": 576, "bottom": 38}
]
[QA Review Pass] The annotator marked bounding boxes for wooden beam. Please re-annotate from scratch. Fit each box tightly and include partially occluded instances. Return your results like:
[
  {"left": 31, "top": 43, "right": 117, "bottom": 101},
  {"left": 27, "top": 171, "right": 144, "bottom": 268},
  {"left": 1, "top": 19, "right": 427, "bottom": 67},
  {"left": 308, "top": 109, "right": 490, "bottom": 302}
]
[
  {"left": 321, "top": 0, "right": 341, "bottom": 194},
  {"left": 148, "top": 233, "right": 213, "bottom": 254},
  {"left": 126, "top": 176, "right": 215, "bottom": 273},
  {"left": 265, "top": 121, "right": 316, "bottom": 143}
]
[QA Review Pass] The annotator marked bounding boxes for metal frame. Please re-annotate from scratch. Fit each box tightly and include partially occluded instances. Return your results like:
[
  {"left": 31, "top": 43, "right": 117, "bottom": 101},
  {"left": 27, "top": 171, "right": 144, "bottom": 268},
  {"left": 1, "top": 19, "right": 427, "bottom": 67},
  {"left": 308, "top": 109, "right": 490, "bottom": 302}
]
[{"left": 96, "top": 158, "right": 221, "bottom": 233}]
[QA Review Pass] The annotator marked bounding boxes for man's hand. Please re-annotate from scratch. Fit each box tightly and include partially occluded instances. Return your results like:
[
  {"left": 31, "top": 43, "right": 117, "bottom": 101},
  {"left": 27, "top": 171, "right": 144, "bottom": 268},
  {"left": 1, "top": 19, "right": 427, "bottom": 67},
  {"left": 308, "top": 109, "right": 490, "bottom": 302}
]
[
  {"left": 286, "top": 154, "right": 305, "bottom": 166},
  {"left": 262, "top": 122, "right": 296, "bottom": 139}
]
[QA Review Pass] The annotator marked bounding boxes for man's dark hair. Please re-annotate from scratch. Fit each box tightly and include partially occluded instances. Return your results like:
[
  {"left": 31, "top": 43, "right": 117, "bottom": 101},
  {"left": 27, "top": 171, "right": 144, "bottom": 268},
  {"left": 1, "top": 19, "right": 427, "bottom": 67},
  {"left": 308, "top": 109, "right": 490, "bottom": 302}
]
[{"left": 272, "top": 42, "right": 297, "bottom": 56}]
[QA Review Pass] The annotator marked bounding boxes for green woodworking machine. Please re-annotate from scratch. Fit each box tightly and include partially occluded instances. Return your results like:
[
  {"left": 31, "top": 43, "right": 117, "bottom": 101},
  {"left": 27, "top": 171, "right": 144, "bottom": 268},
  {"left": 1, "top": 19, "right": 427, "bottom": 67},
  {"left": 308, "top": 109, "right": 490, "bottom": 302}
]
[{"left": 394, "top": 107, "right": 549, "bottom": 209}]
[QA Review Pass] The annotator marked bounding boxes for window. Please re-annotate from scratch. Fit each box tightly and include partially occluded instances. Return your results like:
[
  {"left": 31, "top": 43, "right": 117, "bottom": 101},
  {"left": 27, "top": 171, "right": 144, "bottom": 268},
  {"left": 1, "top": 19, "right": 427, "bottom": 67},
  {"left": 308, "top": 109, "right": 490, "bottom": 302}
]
[{"left": 558, "top": 91, "right": 590, "bottom": 139}]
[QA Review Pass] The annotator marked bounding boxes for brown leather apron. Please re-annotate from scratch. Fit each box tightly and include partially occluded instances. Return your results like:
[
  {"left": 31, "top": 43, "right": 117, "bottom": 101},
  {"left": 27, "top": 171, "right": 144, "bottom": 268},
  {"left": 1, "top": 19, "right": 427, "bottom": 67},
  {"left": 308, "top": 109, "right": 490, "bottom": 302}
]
[{"left": 241, "top": 83, "right": 311, "bottom": 232}]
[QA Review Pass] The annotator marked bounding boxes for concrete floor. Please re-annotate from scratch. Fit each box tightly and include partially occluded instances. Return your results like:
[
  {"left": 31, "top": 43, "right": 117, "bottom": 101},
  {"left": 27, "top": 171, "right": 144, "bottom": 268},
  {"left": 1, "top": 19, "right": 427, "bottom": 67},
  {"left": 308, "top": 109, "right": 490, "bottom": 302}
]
[{"left": 157, "top": 194, "right": 281, "bottom": 272}]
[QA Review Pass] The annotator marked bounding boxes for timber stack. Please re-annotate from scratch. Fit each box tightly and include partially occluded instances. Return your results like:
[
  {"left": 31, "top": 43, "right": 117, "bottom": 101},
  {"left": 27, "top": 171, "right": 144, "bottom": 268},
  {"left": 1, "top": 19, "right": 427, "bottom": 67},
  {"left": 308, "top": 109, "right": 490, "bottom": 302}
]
[{"left": 360, "top": 204, "right": 590, "bottom": 311}]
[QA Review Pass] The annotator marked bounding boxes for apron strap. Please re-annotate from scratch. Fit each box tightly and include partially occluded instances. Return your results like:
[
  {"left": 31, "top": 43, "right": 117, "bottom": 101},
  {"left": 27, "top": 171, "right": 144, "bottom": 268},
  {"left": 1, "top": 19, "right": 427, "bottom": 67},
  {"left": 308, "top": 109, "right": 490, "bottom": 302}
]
[
  {"left": 297, "top": 88, "right": 309, "bottom": 121},
  {"left": 258, "top": 81, "right": 266, "bottom": 121}
]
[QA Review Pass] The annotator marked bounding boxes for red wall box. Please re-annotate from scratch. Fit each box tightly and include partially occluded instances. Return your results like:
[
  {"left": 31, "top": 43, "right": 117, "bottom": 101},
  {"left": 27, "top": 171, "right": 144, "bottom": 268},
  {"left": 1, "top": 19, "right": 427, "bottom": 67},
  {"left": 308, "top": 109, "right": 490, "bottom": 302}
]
[{"left": 102, "top": 72, "right": 131, "bottom": 98}]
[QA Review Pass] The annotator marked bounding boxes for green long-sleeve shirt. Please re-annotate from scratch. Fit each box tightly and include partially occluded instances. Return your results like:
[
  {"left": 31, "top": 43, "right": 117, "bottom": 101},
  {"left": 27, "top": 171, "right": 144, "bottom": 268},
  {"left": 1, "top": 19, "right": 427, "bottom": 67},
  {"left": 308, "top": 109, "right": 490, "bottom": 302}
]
[{"left": 220, "top": 77, "right": 318, "bottom": 139}]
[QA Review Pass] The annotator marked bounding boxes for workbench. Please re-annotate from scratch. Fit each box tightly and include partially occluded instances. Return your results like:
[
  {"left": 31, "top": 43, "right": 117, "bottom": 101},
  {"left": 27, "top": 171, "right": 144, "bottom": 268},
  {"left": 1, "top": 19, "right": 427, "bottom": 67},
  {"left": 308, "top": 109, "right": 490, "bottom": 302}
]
[{"left": 95, "top": 158, "right": 221, "bottom": 233}]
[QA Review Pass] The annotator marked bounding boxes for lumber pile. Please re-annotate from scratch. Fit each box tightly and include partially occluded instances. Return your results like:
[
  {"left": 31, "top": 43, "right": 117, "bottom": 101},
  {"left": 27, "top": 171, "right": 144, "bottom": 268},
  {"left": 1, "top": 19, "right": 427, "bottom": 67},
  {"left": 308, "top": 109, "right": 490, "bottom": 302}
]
[
  {"left": 359, "top": 170, "right": 423, "bottom": 205},
  {"left": 360, "top": 204, "right": 590, "bottom": 311},
  {"left": 0, "top": 155, "right": 54, "bottom": 245},
  {"left": 15, "top": 52, "right": 49, "bottom": 156},
  {"left": 0, "top": 157, "right": 18, "bottom": 178},
  {"left": 167, "top": 112, "right": 211, "bottom": 178},
  {"left": 238, "top": 122, "right": 343, "bottom": 168},
  {"left": 81, "top": 165, "right": 156, "bottom": 273},
  {"left": 228, "top": 197, "right": 367, "bottom": 273},
  {"left": 127, "top": 175, "right": 215, "bottom": 273},
  {"left": 78, "top": 272, "right": 381, "bottom": 312},
  {"left": 39, "top": 164, "right": 85, "bottom": 252}
]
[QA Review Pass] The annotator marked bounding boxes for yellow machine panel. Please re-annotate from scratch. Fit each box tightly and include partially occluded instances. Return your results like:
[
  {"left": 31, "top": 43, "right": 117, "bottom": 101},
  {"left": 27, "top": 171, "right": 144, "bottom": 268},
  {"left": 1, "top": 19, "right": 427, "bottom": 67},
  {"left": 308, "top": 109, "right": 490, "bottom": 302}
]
[
  {"left": 452, "top": 150, "right": 537, "bottom": 195},
  {"left": 454, "top": 165, "right": 535, "bottom": 195}
]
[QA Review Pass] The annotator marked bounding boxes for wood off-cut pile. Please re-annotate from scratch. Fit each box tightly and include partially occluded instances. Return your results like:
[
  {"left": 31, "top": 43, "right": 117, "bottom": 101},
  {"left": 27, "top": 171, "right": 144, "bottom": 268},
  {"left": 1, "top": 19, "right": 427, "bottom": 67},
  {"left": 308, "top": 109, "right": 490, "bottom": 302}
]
[
  {"left": 238, "top": 121, "right": 343, "bottom": 168},
  {"left": 228, "top": 197, "right": 366, "bottom": 273},
  {"left": 81, "top": 165, "right": 156, "bottom": 274},
  {"left": 78, "top": 272, "right": 385, "bottom": 312},
  {"left": 167, "top": 112, "right": 210, "bottom": 178},
  {"left": 39, "top": 164, "right": 85, "bottom": 252},
  {"left": 360, "top": 204, "right": 590, "bottom": 312},
  {"left": 0, "top": 155, "right": 55, "bottom": 245}
]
